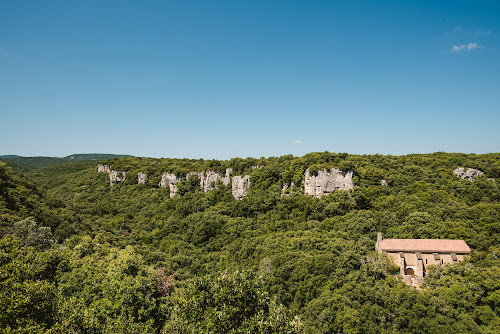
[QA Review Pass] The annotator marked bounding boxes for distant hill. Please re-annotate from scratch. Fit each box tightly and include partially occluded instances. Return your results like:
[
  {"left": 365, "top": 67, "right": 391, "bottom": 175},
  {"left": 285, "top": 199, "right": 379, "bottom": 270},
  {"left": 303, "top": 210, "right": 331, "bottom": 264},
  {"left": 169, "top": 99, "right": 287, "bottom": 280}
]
[
  {"left": 63, "top": 153, "right": 133, "bottom": 161},
  {"left": 0, "top": 153, "right": 132, "bottom": 173}
]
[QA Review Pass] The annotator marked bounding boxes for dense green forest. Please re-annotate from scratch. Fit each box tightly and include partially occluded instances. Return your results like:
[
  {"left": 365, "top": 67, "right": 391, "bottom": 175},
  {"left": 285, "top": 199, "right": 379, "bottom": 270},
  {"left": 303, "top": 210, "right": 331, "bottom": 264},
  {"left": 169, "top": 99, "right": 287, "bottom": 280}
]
[
  {"left": 0, "top": 154, "right": 132, "bottom": 173},
  {"left": 1, "top": 152, "right": 499, "bottom": 333}
]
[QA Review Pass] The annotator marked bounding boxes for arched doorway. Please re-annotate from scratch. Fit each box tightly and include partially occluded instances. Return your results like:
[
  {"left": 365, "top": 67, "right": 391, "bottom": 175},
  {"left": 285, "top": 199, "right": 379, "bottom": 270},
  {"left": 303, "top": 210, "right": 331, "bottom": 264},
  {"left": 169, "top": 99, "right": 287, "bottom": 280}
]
[{"left": 406, "top": 268, "right": 415, "bottom": 276}]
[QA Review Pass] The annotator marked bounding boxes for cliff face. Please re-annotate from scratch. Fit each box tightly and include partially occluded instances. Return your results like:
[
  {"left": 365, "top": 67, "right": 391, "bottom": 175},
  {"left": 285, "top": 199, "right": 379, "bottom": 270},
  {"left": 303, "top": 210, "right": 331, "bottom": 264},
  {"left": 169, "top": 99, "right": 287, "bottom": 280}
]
[
  {"left": 281, "top": 182, "right": 294, "bottom": 197},
  {"left": 159, "top": 173, "right": 181, "bottom": 198},
  {"left": 186, "top": 168, "right": 233, "bottom": 193},
  {"left": 98, "top": 164, "right": 126, "bottom": 186},
  {"left": 99, "top": 164, "right": 250, "bottom": 199},
  {"left": 453, "top": 167, "right": 484, "bottom": 181},
  {"left": 232, "top": 175, "right": 250, "bottom": 200},
  {"left": 138, "top": 172, "right": 148, "bottom": 184},
  {"left": 97, "top": 164, "right": 110, "bottom": 173},
  {"left": 224, "top": 168, "right": 232, "bottom": 186},
  {"left": 304, "top": 168, "right": 353, "bottom": 198},
  {"left": 109, "top": 170, "right": 126, "bottom": 186}
]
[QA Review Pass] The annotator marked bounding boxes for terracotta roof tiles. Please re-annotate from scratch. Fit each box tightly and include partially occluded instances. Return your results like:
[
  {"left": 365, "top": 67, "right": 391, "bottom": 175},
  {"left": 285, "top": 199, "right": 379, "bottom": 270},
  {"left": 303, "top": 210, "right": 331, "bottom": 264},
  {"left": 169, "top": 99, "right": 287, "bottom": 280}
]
[{"left": 379, "top": 239, "right": 471, "bottom": 253}]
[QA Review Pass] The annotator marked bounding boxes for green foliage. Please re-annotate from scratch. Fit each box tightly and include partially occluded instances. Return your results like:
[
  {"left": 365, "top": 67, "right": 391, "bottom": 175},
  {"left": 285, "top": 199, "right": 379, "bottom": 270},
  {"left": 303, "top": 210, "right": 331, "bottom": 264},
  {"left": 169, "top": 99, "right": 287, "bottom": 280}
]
[
  {"left": 163, "top": 270, "right": 304, "bottom": 333},
  {"left": 1, "top": 152, "right": 500, "bottom": 332}
]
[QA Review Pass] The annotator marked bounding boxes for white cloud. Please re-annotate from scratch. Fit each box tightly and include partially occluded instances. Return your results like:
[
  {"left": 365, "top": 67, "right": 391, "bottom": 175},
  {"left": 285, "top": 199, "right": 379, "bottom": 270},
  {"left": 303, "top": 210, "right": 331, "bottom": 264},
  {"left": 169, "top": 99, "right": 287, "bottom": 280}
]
[
  {"left": 451, "top": 42, "right": 484, "bottom": 52},
  {"left": 291, "top": 140, "right": 303, "bottom": 144}
]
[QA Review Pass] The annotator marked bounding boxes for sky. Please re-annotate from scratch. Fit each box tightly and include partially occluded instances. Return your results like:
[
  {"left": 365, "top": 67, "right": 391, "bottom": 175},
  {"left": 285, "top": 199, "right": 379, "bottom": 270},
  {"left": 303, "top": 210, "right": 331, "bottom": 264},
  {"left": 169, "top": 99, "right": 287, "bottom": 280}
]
[{"left": 1, "top": 0, "right": 499, "bottom": 159}]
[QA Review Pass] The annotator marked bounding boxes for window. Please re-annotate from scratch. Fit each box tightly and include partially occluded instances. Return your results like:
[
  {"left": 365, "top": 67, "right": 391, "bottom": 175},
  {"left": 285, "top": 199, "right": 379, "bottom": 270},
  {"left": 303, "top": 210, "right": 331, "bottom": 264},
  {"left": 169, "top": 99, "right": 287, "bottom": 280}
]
[
  {"left": 425, "top": 259, "right": 428, "bottom": 264},
  {"left": 441, "top": 259, "right": 443, "bottom": 264}
]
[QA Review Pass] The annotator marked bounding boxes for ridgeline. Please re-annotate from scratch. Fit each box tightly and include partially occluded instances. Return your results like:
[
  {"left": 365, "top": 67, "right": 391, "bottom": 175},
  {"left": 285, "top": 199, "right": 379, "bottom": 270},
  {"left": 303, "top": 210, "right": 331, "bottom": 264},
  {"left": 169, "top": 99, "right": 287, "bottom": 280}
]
[{"left": 1, "top": 152, "right": 499, "bottom": 333}]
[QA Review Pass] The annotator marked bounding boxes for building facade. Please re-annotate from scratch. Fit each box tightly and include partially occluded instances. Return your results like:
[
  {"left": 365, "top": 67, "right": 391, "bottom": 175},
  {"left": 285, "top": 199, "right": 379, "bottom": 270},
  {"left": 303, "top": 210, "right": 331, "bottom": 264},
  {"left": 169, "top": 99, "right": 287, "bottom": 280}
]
[{"left": 376, "top": 233, "right": 471, "bottom": 286}]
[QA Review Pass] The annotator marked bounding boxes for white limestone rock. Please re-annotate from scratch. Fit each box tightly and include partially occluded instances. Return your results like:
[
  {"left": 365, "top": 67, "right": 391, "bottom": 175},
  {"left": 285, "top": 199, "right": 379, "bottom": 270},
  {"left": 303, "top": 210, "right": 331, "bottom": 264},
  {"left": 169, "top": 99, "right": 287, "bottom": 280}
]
[
  {"left": 202, "top": 171, "right": 224, "bottom": 192},
  {"left": 159, "top": 173, "right": 181, "bottom": 198},
  {"left": 186, "top": 168, "right": 234, "bottom": 192},
  {"left": 97, "top": 164, "right": 110, "bottom": 173},
  {"left": 138, "top": 172, "right": 148, "bottom": 184},
  {"left": 223, "top": 168, "right": 232, "bottom": 186},
  {"left": 453, "top": 167, "right": 484, "bottom": 181},
  {"left": 232, "top": 175, "right": 250, "bottom": 200},
  {"left": 304, "top": 168, "right": 353, "bottom": 198},
  {"left": 281, "top": 182, "right": 295, "bottom": 197},
  {"left": 109, "top": 170, "right": 126, "bottom": 186}
]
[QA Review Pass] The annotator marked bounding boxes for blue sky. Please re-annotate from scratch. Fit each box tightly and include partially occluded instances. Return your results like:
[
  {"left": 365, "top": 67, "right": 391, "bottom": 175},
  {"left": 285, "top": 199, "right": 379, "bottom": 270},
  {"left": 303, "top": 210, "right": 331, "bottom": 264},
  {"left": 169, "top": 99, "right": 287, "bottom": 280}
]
[{"left": 1, "top": 0, "right": 499, "bottom": 158}]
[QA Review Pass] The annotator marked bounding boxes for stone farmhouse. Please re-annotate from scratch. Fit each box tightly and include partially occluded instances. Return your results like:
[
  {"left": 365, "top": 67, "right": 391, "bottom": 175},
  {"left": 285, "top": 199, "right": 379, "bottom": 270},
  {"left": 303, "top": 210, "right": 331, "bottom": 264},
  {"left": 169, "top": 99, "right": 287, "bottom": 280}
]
[{"left": 376, "top": 233, "right": 471, "bottom": 286}]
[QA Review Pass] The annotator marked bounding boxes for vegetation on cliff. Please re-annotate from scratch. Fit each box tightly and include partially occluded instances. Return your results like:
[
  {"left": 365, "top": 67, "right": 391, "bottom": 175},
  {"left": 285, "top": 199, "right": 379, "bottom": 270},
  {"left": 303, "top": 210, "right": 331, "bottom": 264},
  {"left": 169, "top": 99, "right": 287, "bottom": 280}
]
[{"left": 1, "top": 152, "right": 499, "bottom": 333}]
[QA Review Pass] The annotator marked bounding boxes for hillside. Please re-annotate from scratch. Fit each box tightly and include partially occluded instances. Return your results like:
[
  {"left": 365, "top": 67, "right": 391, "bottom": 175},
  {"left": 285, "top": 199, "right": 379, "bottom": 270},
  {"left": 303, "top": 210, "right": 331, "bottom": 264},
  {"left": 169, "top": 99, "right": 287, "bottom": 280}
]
[
  {"left": 1, "top": 152, "right": 500, "bottom": 333},
  {"left": 0, "top": 153, "right": 133, "bottom": 173}
]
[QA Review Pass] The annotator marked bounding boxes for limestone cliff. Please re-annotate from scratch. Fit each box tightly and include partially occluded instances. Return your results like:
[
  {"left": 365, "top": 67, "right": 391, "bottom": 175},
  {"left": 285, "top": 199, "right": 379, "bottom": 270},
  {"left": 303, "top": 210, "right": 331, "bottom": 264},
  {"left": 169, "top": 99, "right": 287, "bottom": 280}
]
[
  {"left": 232, "top": 175, "right": 250, "bottom": 200},
  {"left": 109, "top": 170, "right": 126, "bottom": 186},
  {"left": 304, "top": 168, "right": 353, "bottom": 198},
  {"left": 223, "top": 168, "right": 232, "bottom": 186},
  {"left": 98, "top": 164, "right": 125, "bottom": 186},
  {"left": 159, "top": 173, "right": 181, "bottom": 198},
  {"left": 281, "top": 182, "right": 295, "bottom": 197},
  {"left": 138, "top": 172, "right": 148, "bottom": 184},
  {"left": 186, "top": 168, "right": 233, "bottom": 192},
  {"left": 453, "top": 167, "right": 484, "bottom": 181},
  {"left": 97, "top": 164, "right": 110, "bottom": 173}
]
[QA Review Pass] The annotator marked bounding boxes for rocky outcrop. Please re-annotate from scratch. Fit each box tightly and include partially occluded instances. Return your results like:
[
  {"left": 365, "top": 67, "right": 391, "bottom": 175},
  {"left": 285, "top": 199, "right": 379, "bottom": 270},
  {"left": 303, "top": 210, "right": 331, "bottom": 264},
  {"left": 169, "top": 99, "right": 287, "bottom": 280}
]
[
  {"left": 186, "top": 168, "right": 233, "bottom": 192},
  {"left": 453, "top": 167, "right": 484, "bottom": 181},
  {"left": 281, "top": 182, "right": 295, "bottom": 197},
  {"left": 97, "top": 164, "right": 110, "bottom": 173},
  {"left": 109, "top": 170, "right": 126, "bottom": 186},
  {"left": 98, "top": 163, "right": 250, "bottom": 199},
  {"left": 381, "top": 179, "right": 388, "bottom": 187},
  {"left": 98, "top": 164, "right": 125, "bottom": 186},
  {"left": 304, "top": 168, "right": 353, "bottom": 198},
  {"left": 159, "top": 173, "right": 181, "bottom": 198},
  {"left": 232, "top": 175, "right": 250, "bottom": 200},
  {"left": 223, "top": 168, "right": 232, "bottom": 186},
  {"left": 138, "top": 172, "right": 148, "bottom": 184}
]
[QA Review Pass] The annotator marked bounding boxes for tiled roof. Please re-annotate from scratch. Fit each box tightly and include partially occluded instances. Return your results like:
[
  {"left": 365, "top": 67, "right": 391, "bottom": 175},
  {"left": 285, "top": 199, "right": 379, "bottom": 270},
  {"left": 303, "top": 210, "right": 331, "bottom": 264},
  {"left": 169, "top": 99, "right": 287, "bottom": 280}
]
[{"left": 379, "top": 239, "right": 471, "bottom": 253}]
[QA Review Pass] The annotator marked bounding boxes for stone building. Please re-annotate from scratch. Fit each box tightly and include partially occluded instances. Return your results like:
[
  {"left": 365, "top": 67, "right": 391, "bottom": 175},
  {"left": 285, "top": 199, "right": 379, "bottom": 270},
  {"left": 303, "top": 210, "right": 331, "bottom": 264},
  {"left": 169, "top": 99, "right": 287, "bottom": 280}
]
[{"left": 376, "top": 233, "right": 471, "bottom": 286}]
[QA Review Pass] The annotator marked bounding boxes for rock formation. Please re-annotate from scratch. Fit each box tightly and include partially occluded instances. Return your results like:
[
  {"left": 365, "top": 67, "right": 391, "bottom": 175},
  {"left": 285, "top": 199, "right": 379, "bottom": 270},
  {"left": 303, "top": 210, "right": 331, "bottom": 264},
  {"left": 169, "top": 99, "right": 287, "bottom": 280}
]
[
  {"left": 186, "top": 168, "right": 233, "bottom": 192},
  {"left": 97, "top": 164, "right": 110, "bottom": 173},
  {"left": 281, "top": 182, "right": 294, "bottom": 197},
  {"left": 98, "top": 164, "right": 125, "bottom": 186},
  {"left": 381, "top": 179, "right": 388, "bottom": 187},
  {"left": 232, "top": 175, "right": 250, "bottom": 200},
  {"left": 223, "top": 168, "right": 232, "bottom": 186},
  {"left": 138, "top": 172, "right": 148, "bottom": 184},
  {"left": 304, "top": 168, "right": 353, "bottom": 198},
  {"left": 98, "top": 164, "right": 250, "bottom": 199},
  {"left": 159, "top": 173, "right": 181, "bottom": 198},
  {"left": 453, "top": 167, "right": 484, "bottom": 181},
  {"left": 109, "top": 170, "right": 126, "bottom": 186}
]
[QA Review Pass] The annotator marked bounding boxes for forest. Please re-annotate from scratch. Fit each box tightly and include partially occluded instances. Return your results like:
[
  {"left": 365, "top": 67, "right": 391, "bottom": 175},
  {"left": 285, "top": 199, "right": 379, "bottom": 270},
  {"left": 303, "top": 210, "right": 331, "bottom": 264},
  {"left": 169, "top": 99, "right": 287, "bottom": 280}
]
[{"left": 1, "top": 152, "right": 499, "bottom": 333}]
